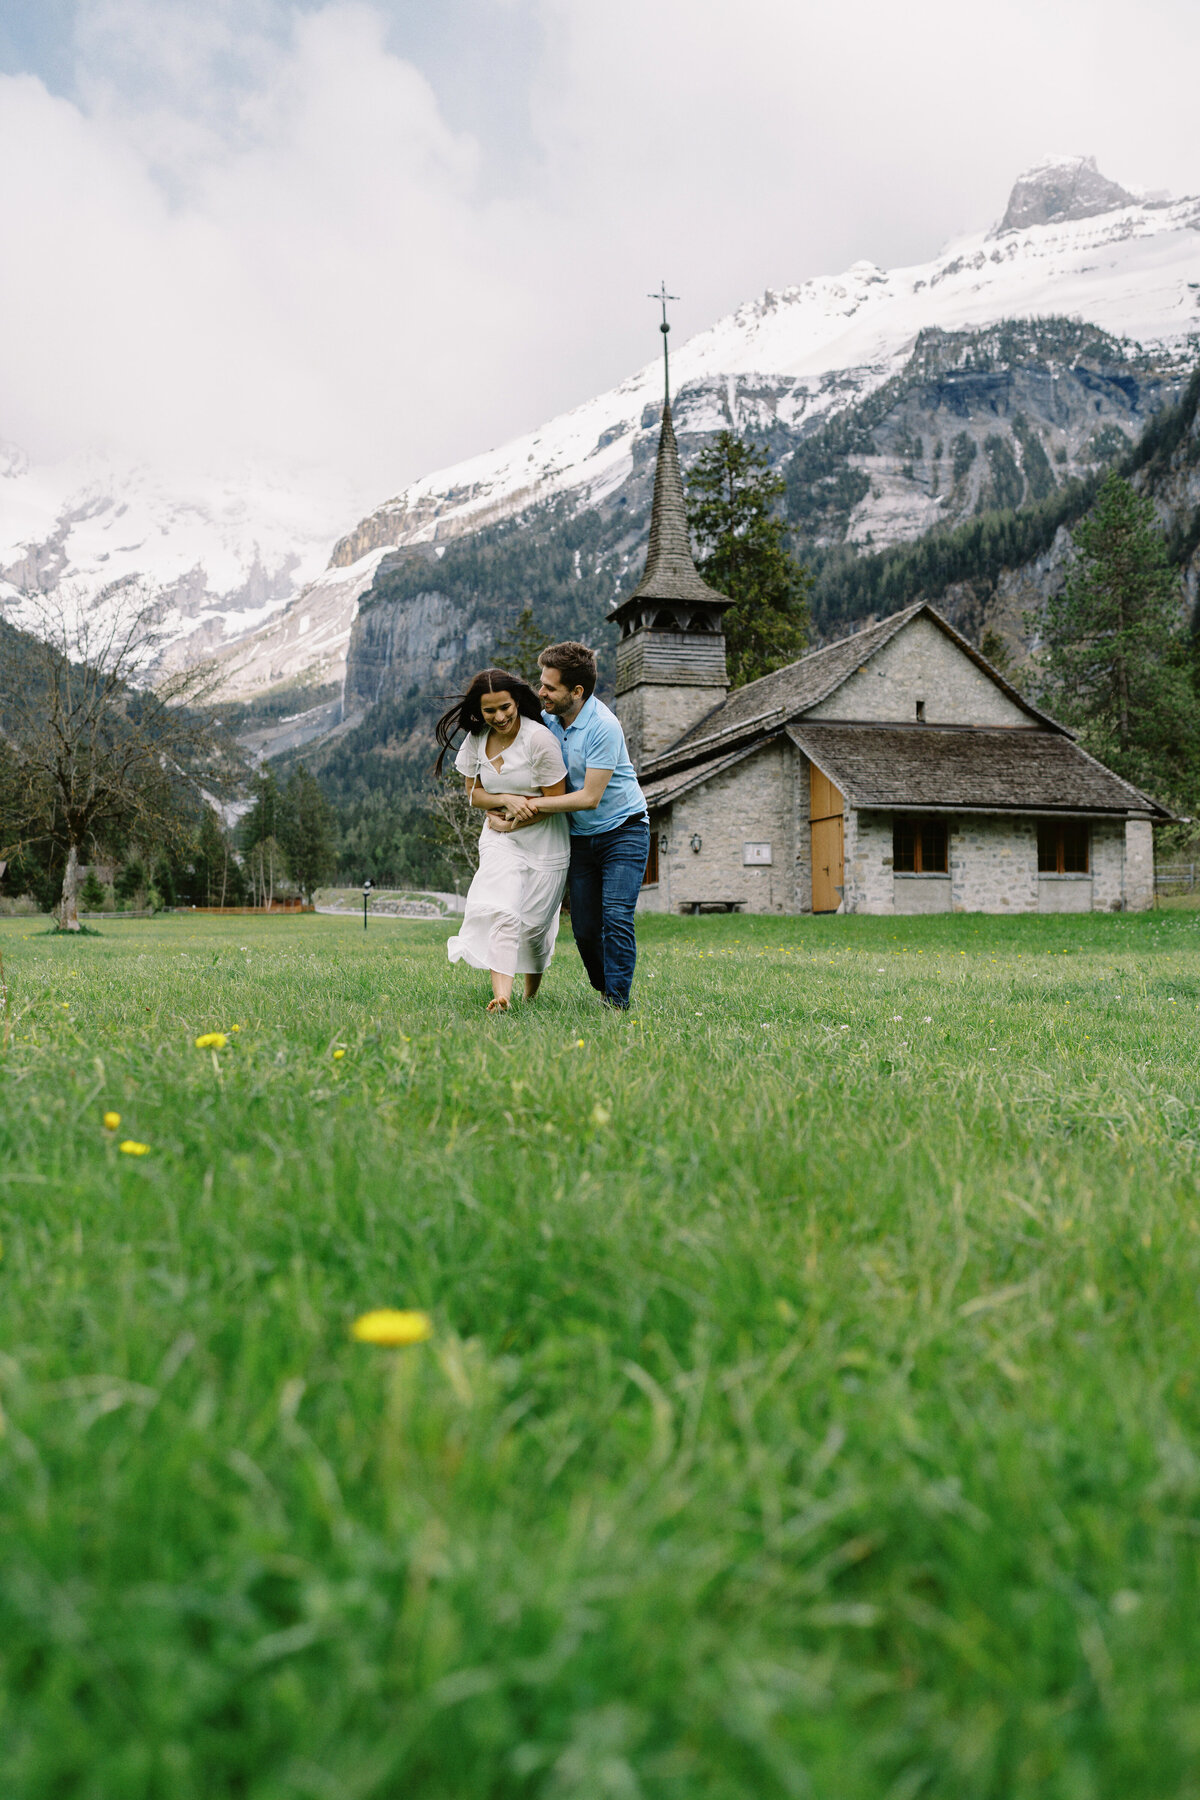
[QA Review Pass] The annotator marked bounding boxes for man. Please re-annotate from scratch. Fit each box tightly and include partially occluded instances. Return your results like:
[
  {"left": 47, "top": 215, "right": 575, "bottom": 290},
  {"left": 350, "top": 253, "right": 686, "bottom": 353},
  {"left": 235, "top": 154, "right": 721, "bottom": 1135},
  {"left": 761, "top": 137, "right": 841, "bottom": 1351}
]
[{"left": 494, "top": 640, "right": 649, "bottom": 1009}]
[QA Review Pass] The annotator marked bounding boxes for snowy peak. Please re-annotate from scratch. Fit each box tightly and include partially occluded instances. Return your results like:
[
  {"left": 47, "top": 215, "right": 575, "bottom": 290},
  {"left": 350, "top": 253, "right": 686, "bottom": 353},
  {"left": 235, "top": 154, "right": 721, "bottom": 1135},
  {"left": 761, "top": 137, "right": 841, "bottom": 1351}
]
[
  {"left": 996, "top": 155, "right": 1137, "bottom": 234},
  {"left": 329, "top": 173, "right": 1200, "bottom": 566}
]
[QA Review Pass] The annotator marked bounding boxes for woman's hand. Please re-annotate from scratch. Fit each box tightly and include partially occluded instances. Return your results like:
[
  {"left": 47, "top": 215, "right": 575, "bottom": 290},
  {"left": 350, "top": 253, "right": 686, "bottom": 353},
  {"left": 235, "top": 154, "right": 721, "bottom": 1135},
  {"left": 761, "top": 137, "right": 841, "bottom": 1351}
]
[{"left": 505, "top": 795, "right": 541, "bottom": 823}]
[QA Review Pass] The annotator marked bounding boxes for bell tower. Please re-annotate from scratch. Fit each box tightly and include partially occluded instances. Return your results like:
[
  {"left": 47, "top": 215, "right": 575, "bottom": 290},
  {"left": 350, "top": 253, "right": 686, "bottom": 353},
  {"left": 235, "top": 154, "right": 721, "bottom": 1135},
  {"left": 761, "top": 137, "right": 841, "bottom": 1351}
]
[{"left": 607, "top": 286, "right": 732, "bottom": 767}]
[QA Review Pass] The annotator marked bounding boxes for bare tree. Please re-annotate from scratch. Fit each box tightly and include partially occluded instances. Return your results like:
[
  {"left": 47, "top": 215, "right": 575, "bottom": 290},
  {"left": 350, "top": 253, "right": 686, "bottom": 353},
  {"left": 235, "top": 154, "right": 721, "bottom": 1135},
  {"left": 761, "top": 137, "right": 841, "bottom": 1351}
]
[
  {"left": 426, "top": 777, "right": 480, "bottom": 893},
  {"left": 245, "top": 836, "right": 286, "bottom": 910},
  {"left": 0, "top": 585, "right": 244, "bottom": 930}
]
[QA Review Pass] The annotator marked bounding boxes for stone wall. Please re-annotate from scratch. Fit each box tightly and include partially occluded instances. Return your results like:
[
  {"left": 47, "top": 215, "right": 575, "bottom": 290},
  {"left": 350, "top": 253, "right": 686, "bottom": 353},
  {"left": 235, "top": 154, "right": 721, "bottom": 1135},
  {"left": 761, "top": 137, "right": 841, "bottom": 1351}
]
[
  {"left": 792, "top": 753, "right": 813, "bottom": 912},
  {"left": 1125, "top": 819, "right": 1155, "bottom": 912},
  {"left": 843, "top": 811, "right": 894, "bottom": 913},
  {"left": 841, "top": 811, "right": 1151, "bottom": 915},
  {"left": 949, "top": 816, "right": 1039, "bottom": 913},
  {"left": 1091, "top": 821, "right": 1126, "bottom": 912},
  {"left": 807, "top": 613, "right": 1031, "bottom": 728},
  {"left": 617, "top": 680, "right": 727, "bottom": 767},
  {"left": 894, "top": 874, "right": 952, "bottom": 913},
  {"left": 640, "top": 740, "right": 796, "bottom": 914}
]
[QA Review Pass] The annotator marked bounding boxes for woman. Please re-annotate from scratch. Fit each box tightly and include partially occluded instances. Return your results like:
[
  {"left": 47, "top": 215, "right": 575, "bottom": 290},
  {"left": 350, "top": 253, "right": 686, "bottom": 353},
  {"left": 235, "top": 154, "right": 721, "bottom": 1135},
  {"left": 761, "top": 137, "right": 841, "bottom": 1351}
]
[{"left": 435, "top": 668, "right": 570, "bottom": 1012}]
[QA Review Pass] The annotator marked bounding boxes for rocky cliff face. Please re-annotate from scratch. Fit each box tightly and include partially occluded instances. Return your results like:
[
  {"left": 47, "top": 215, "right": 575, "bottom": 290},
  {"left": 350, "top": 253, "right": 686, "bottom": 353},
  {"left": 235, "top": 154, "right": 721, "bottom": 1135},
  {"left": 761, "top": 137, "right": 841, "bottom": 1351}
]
[
  {"left": 881, "top": 364, "right": 1200, "bottom": 664},
  {"left": 344, "top": 580, "right": 494, "bottom": 711},
  {"left": 788, "top": 319, "right": 1189, "bottom": 552},
  {"left": 996, "top": 156, "right": 1137, "bottom": 234}
]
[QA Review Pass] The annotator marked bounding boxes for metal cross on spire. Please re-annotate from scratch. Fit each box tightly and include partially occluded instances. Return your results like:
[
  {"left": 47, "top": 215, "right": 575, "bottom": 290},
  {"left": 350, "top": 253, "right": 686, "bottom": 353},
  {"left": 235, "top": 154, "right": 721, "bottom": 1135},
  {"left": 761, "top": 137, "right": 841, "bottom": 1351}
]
[{"left": 648, "top": 280, "right": 679, "bottom": 405}]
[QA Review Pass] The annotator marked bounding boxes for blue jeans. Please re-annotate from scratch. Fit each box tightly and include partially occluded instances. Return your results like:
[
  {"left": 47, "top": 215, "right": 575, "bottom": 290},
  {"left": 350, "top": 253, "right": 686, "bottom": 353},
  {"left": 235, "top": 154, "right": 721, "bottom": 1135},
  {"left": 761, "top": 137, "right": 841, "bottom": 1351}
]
[{"left": 568, "top": 813, "right": 650, "bottom": 1009}]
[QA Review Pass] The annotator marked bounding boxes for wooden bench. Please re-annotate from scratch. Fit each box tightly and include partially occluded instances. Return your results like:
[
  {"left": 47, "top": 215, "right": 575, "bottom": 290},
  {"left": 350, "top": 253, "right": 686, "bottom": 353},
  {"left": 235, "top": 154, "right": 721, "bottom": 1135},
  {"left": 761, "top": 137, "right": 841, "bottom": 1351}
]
[{"left": 678, "top": 898, "right": 747, "bottom": 916}]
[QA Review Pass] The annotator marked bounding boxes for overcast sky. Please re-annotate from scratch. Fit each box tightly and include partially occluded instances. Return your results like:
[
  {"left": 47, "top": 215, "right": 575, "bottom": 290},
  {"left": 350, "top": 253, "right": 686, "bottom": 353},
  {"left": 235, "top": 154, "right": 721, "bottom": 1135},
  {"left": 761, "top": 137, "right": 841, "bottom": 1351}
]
[{"left": 1, "top": 0, "right": 1198, "bottom": 503}]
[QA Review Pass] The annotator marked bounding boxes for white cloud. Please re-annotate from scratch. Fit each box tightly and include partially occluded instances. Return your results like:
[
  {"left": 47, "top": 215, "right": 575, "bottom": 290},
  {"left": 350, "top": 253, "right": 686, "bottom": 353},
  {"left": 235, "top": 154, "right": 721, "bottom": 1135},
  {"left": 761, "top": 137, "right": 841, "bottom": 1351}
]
[
  {"left": 0, "top": 0, "right": 1197, "bottom": 511},
  {"left": 0, "top": 6, "right": 534, "bottom": 491}
]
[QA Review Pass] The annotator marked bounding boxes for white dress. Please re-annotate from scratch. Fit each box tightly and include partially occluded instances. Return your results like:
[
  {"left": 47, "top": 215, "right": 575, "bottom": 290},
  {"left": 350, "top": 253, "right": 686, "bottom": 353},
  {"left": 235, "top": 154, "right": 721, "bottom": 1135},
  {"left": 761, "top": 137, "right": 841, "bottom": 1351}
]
[{"left": 447, "top": 718, "right": 571, "bottom": 977}]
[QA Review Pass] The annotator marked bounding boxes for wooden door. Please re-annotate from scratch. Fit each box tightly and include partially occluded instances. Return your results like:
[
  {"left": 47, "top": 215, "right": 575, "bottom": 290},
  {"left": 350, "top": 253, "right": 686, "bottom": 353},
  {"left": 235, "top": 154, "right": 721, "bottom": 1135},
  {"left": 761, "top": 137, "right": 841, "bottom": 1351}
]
[{"left": 810, "top": 764, "right": 844, "bottom": 913}]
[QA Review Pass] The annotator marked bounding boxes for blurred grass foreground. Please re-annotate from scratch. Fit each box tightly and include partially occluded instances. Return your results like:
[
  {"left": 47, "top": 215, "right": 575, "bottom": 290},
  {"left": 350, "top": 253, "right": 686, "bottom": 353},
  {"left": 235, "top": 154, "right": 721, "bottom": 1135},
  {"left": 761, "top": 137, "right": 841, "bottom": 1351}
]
[{"left": 2, "top": 907, "right": 1200, "bottom": 1798}]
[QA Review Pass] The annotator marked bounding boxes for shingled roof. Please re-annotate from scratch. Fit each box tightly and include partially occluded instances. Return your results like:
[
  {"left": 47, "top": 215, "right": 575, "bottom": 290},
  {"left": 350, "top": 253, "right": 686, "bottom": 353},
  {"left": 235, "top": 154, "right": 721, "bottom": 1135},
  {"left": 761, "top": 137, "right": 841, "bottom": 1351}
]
[
  {"left": 607, "top": 401, "right": 733, "bottom": 621},
  {"left": 788, "top": 722, "right": 1170, "bottom": 818},
  {"left": 641, "top": 738, "right": 774, "bottom": 810},
  {"left": 641, "top": 602, "right": 1057, "bottom": 776}
]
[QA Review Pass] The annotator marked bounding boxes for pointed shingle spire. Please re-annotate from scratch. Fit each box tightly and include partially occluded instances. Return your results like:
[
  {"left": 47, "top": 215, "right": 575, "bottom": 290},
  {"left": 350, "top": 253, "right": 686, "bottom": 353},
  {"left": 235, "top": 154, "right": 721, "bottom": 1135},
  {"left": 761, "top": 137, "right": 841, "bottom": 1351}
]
[
  {"left": 625, "top": 401, "right": 732, "bottom": 608},
  {"left": 608, "top": 307, "right": 732, "bottom": 627},
  {"left": 609, "top": 294, "right": 732, "bottom": 761}
]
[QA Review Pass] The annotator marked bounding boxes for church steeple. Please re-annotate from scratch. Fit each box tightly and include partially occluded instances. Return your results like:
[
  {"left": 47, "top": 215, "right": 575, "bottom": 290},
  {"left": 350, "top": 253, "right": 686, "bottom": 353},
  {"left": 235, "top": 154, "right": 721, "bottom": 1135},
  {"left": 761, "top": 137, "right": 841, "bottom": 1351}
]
[
  {"left": 607, "top": 290, "right": 731, "bottom": 767},
  {"left": 620, "top": 397, "right": 735, "bottom": 618}
]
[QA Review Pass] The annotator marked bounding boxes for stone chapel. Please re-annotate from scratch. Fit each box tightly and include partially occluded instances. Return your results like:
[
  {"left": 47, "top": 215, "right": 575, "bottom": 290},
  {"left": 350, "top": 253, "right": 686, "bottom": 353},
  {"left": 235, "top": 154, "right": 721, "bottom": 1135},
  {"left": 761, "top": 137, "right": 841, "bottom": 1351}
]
[{"left": 612, "top": 384, "right": 1167, "bottom": 917}]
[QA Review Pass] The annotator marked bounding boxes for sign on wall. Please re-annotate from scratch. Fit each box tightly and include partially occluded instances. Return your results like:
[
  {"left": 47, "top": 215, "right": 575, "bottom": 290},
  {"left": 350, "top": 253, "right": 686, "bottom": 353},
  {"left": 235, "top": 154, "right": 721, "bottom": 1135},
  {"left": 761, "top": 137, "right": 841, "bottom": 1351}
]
[{"left": 743, "top": 843, "right": 772, "bottom": 865}]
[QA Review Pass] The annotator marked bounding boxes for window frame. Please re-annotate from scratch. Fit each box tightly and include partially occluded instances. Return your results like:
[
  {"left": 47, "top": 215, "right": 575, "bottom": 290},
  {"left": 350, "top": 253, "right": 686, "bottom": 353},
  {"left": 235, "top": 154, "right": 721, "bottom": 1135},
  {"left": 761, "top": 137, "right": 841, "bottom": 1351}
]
[
  {"left": 1037, "top": 819, "right": 1090, "bottom": 875},
  {"left": 892, "top": 817, "right": 949, "bottom": 876}
]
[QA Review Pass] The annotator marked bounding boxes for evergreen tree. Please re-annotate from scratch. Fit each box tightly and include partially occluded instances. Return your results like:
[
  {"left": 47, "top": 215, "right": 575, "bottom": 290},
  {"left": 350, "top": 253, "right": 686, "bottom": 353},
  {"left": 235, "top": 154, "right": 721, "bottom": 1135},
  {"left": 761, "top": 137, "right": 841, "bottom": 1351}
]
[
  {"left": 280, "top": 765, "right": 336, "bottom": 903},
  {"left": 686, "top": 432, "right": 812, "bottom": 688},
  {"left": 152, "top": 855, "right": 177, "bottom": 909},
  {"left": 194, "top": 805, "right": 228, "bottom": 908},
  {"left": 241, "top": 769, "right": 283, "bottom": 851},
  {"left": 493, "top": 605, "right": 550, "bottom": 687},
  {"left": 1035, "top": 471, "right": 1199, "bottom": 806},
  {"left": 80, "top": 868, "right": 107, "bottom": 912},
  {"left": 115, "top": 856, "right": 147, "bottom": 907},
  {"left": 979, "top": 628, "right": 1013, "bottom": 676}
]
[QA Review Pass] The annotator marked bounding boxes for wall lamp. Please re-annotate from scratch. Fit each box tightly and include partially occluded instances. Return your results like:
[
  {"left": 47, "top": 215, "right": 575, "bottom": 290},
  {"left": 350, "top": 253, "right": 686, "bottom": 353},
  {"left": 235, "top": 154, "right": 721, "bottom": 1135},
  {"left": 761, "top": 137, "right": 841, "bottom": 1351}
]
[{"left": 690, "top": 833, "right": 702, "bottom": 854}]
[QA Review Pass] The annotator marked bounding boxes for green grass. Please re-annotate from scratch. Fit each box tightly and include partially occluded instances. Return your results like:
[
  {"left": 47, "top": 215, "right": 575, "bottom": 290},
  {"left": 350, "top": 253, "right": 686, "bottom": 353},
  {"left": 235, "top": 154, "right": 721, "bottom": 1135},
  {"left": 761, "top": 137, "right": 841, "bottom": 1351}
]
[{"left": 2, "top": 907, "right": 1200, "bottom": 1799}]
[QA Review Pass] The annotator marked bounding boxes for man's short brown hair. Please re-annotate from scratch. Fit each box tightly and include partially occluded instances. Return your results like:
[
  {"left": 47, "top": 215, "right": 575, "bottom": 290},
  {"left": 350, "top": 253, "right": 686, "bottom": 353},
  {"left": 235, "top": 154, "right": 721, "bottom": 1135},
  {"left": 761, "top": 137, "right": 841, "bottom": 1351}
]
[{"left": 538, "top": 640, "right": 597, "bottom": 699}]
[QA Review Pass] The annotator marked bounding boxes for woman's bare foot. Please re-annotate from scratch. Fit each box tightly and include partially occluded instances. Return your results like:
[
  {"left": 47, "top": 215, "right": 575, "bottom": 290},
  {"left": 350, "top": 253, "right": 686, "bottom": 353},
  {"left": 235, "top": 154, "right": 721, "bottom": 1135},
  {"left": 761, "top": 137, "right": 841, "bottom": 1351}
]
[
  {"left": 489, "top": 969, "right": 515, "bottom": 1008},
  {"left": 523, "top": 973, "right": 543, "bottom": 1002}
]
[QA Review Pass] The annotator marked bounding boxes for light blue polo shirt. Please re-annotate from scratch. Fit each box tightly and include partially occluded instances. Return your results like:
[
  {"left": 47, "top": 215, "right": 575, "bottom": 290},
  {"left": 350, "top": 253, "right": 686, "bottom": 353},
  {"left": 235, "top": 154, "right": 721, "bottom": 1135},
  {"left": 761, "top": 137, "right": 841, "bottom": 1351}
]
[{"left": 543, "top": 695, "right": 647, "bottom": 836}]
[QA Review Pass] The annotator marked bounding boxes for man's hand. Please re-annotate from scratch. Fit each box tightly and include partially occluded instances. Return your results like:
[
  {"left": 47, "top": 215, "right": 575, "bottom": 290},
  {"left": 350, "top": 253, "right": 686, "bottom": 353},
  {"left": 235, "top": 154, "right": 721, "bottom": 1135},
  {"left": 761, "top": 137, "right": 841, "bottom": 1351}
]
[
  {"left": 505, "top": 795, "right": 541, "bottom": 823},
  {"left": 486, "top": 813, "right": 515, "bottom": 833}
]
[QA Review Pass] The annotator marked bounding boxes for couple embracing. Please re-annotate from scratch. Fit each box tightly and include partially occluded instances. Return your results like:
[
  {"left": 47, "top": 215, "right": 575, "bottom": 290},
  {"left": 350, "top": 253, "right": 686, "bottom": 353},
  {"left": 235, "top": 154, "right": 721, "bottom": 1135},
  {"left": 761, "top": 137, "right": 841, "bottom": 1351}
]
[{"left": 434, "top": 640, "right": 649, "bottom": 1014}]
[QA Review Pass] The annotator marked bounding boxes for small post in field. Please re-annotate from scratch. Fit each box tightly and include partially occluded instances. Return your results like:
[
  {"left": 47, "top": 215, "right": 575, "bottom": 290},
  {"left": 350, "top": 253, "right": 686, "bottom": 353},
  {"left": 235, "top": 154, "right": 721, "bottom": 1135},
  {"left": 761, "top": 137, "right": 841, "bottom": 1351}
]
[{"left": 363, "top": 879, "right": 373, "bottom": 931}]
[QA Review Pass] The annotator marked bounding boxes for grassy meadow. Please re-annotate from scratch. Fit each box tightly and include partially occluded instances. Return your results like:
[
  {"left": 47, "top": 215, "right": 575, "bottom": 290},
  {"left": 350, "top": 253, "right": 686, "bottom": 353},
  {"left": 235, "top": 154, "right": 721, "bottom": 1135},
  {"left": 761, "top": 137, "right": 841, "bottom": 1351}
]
[{"left": 2, "top": 906, "right": 1200, "bottom": 1798}]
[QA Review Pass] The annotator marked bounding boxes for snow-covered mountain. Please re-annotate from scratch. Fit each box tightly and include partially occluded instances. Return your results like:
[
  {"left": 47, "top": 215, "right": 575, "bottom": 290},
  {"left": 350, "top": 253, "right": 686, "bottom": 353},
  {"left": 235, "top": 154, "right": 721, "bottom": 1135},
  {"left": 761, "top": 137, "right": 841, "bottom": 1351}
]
[
  {"left": 224, "top": 157, "right": 1200, "bottom": 711},
  {"left": 0, "top": 448, "right": 366, "bottom": 673},
  {"left": 3, "top": 156, "right": 1198, "bottom": 709},
  {"left": 331, "top": 159, "right": 1199, "bottom": 552}
]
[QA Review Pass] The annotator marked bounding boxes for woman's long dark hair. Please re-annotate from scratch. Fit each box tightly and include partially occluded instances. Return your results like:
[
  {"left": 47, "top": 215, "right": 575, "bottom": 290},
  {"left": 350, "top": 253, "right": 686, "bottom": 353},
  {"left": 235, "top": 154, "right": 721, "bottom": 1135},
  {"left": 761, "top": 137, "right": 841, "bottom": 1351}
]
[{"left": 434, "top": 667, "right": 544, "bottom": 775}]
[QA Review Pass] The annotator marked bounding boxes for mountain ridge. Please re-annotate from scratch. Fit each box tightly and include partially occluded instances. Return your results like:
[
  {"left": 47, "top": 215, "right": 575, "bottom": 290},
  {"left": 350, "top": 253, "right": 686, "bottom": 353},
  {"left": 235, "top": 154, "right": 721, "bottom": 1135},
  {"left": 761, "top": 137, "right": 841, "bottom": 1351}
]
[
  {"left": 217, "top": 159, "right": 1200, "bottom": 722},
  {"left": 2, "top": 158, "right": 1198, "bottom": 713}
]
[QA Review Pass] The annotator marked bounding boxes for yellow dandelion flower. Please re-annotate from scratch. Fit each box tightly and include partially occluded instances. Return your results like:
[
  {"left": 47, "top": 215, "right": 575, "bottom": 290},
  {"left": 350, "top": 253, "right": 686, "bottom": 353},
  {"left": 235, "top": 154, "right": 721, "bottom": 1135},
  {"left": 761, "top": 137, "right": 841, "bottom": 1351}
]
[
  {"left": 194, "top": 1032, "right": 228, "bottom": 1050},
  {"left": 231, "top": 1024, "right": 241, "bottom": 1032},
  {"left": 351, "top": 1308, "right": 433, "bottom": 1346},
  {"left": 118, "top": 1140, "right": 150, "bottom": 1156},
  {"left": 102, "top": 1111, "right": 121, "bottom": 1131},
  {"left": 576, "top": 1038, "right": 585, "bottom": 1048},
  {"left": 333, "top": 1048, "right": 346, "bottom": 1060}
]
